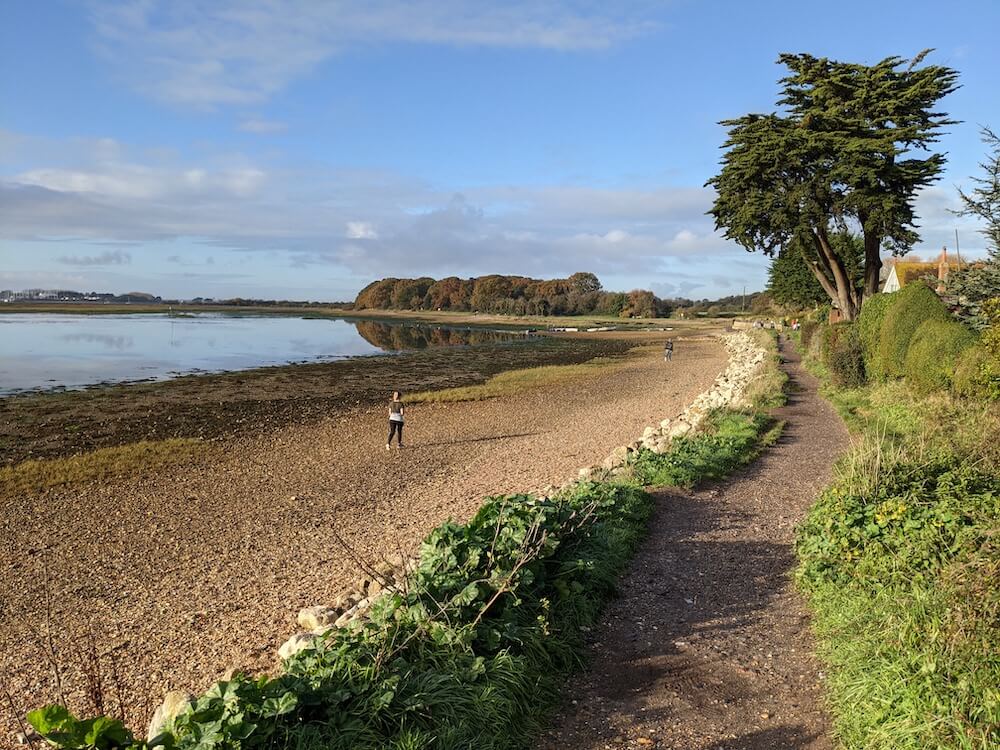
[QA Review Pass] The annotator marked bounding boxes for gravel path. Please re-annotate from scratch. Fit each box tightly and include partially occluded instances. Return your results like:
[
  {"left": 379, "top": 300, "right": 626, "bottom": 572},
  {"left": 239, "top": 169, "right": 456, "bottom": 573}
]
[
  {"left": 1, "top": 335, "right": 726, "bottom": 739},
  {"left": 539, "top": 340, "right": 848, "bottom": 750}
]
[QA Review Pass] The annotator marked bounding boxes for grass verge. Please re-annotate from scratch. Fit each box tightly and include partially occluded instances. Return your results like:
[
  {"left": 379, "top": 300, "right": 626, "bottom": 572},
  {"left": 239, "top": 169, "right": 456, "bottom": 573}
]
[
  {"left": 0, "top": 438, "right": 208, "bottom": 496},
  {"left": 25, "top": 336, "right": 784, "bottom": 750},
  {"left": 796, "top": 350, "right": 1000, "bottom": 749}
]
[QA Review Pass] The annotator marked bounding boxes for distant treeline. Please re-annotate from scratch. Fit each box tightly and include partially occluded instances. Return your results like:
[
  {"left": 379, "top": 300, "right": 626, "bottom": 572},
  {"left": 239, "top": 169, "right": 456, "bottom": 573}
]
[{"left": 353, "top": 272, "right": 676, "bottom": 317}]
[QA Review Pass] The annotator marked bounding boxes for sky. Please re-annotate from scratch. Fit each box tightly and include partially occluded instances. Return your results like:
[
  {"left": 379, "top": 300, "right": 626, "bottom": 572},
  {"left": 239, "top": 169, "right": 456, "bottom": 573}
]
[{"left": 1, "top": 1, "right": 998, "bottom": 302}]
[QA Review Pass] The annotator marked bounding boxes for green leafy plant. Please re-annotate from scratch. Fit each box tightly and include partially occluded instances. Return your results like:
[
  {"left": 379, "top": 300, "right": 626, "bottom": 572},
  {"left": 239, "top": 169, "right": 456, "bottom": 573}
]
[
  {"left": 855, "top": 292, "right": 899, "bottom": 380},
  {"left": 878, "top": 282, "right": 952, "bottom": 378}
]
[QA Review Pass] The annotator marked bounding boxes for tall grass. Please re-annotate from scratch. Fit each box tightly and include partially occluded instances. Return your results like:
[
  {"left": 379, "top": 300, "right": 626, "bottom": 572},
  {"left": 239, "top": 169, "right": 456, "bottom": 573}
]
[{"left": 797, "top": 362, "right": 1000, "bottom": 749}]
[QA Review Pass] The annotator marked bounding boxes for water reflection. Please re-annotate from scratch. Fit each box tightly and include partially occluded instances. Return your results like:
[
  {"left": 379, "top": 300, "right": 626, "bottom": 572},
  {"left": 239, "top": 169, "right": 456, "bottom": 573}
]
[
  {"left": 60, "top": 333, "right": 135, "bottom": 350},
  {"left": 0, "top": 313, "right": 522, "bottom": 394},
  {"left": 354, "top": 320, "right": 517, "bottom": 350}
]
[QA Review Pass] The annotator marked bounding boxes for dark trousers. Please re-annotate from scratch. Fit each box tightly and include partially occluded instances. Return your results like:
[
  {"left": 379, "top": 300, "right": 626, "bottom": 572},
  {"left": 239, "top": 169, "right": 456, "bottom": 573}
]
[{"left": 388, "top": 420, "right": 404, "bottom": 445}]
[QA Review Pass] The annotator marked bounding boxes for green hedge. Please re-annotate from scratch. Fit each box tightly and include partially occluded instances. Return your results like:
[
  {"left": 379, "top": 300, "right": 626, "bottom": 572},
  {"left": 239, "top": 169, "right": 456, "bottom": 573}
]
[
  {"left": 879, "top": 283, "right": 952, "bottom": 378},
  {"left": 952, "top": 344, "right": 991, "bottom": 398},
  {"left": 856, "top": 293, "right": 899, "bottom": 380},
  {"left": 820, "top": 323, "right": 866, "bottom": 388},
  {"left": 904, "top": 319, "right": 978, "bottom": 394},
  {"left": 800, "top": 319, "right": 819, "bottom": 349}
]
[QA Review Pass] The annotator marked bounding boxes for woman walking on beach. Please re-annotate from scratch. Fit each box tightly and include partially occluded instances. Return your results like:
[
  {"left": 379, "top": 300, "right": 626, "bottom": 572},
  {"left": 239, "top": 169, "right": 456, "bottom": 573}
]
[{"left": 387, "top": 390, "right": 405, "bottom": 449}]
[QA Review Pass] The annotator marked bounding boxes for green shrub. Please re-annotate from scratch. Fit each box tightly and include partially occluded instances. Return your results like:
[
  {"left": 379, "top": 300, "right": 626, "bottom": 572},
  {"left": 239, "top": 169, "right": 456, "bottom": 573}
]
[
  {"left": 878, "top": 283, "right": 951, "bottom": 378},
  {"left": 800, "top": 319, "right": 819, "bottom": 349},
  {"left": 856, "top": 293, "right": 899, "bottom": 379},
  {"left": 904, "top": 318, "right": 977, "bottom": 394},
  {"left": 820, "top": 323, "right": 866, "bottom": 388},
  {"left": 952, "top": 344, "right": 989, "bottom": 398}
]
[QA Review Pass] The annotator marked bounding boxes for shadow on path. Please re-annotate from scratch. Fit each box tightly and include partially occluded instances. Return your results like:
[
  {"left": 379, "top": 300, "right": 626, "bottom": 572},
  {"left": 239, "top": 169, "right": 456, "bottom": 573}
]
[{"left": 539, "top": 339, "right": 848, "bottom": 749}]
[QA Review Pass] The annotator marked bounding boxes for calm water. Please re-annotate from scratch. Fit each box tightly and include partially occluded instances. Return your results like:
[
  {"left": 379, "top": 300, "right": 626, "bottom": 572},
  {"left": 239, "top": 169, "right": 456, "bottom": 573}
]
[{"left": 0, "top": 313, "right": 517, "bottom": 395}]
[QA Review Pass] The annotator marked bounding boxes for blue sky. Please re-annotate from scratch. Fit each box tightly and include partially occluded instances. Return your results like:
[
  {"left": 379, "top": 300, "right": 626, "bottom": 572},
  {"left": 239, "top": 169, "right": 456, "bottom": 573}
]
[{"left": 1, "top": 0, "right": 998, "bottom": 302}]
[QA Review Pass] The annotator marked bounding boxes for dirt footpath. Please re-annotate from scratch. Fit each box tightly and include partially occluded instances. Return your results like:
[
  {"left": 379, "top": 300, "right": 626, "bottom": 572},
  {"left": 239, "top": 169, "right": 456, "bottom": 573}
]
[
  {"left": 540, "top": 342, "right": 848, "bottom": 750},
  {"left": 1, "top": 335, "right": 726, "bottom": 738}
]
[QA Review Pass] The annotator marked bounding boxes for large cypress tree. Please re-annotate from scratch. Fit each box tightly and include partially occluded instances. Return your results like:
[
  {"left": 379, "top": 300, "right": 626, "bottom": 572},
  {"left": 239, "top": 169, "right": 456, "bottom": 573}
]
[
  {"left": 708, "top": 51, "right": 958, "bottom": 320},
  {"left": 768, "top": 231, "right": 864, "bottom": 310}
]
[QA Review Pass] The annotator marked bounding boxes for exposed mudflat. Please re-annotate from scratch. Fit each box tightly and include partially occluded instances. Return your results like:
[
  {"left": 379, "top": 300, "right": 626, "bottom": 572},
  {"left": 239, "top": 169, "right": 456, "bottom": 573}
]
[{"left": 1, "top": 332, "right": 725, "bottom": 739}]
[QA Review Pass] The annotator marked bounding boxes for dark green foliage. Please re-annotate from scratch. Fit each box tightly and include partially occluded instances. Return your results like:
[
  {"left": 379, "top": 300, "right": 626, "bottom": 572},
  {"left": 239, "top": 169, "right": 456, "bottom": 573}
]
[
  {"left": 820, "top": 324, "right": 866, "bottom": 388},
  {"left": 942, "top": 128, "right": 1000, "bottom": 329},
  {"left": 855, "top": 293, "right": 900, "bottom": 380},
  {"left": 878, "top": 283, "right": 951, "bottom": 378},
  {"left": 958, "top": 127, "right": 1000, "bottom": 255},
  {"left": 708, "top": 52, "right": 958, "bottom": 319},
  {"left": 797, "top": 460, "right": 999, "bottom": 587},
  {"left": 904, "top": 319, "right": 977, "bottom": 393},
  {"left": 767, "top": 232, "right": 864, "bottom": 310},
  {"left": 627, "top": 412, "right": 776, "bottom": 488},
  {"left": 26, "top": 706, "right": 132, "bottom": 750},
  {"left": 952, "top": 344, "right": 993, "bottom": 399},
  {"left": 799, "top": 320, "right": 819, "bottom": 349}
]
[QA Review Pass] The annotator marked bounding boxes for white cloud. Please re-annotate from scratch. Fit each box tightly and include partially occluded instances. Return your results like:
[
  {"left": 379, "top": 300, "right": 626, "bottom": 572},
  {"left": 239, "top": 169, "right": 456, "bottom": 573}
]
[
  {"left": 88, "top": 0, "right": 659, "bottom": 107},
  {"left": 0, "top": 129, "right": 776, "bottom": 297},
  {"left": 345, "top": 221, "right": 378, "bottom": 239}
]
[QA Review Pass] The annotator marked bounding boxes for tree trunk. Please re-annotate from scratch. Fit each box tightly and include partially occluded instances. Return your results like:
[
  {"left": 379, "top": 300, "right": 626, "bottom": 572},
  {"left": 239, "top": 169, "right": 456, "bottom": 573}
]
[
  {"left": 861, "top": 221, "right": 882, "bottom": 300},
  {"left": 811, "top": 227, "right": 861, "bottom": 321}
]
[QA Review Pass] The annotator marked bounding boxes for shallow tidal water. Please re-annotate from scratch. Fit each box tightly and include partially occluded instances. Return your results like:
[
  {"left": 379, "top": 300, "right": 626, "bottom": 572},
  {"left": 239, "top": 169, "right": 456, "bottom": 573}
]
[{"left": 0, "top": 312, "right": 517, "bottom": 394}]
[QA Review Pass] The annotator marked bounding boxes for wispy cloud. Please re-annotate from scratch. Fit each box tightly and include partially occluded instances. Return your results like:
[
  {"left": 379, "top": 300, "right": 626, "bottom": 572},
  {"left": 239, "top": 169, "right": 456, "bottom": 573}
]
[
  {"left": 238, "top": 118, "right": 288, "bottom": 134},
  {"left": 88, "top": 0, "right": 659, "bottom": 107},
  {"left": 58, "top": 250, "right": 132, "bottom": 266}
]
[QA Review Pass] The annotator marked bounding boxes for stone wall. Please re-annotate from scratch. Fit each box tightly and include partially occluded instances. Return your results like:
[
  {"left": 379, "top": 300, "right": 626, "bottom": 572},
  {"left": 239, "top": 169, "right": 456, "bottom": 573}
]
[{"left": 146, "top": 331, "right": 771, "bottom": 740}]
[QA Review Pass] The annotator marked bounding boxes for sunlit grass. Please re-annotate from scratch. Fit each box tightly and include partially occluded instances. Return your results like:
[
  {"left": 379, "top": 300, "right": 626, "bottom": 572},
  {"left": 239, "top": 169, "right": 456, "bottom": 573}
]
[
  {"left": 406, "top": 348, "right": 651, "bottom": 403},
  {"left": 0, "top": 438, "right": 210, "bottom": 496}
]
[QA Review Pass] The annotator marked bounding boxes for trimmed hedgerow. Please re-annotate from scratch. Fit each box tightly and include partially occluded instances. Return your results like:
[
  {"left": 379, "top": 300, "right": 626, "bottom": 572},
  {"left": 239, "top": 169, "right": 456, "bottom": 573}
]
[
  {"left": 800, "top": 319, "right": 819, "bottom": 349},
  {"left": 820, "top": 323, "right": 866, "bottom": 389},
  {"left": 952, "top": 344, "right": 992, "bottom": 399},
  {"left": 904, "top": 318, "right": 977, "bottom": 394},
  {"left": 856, "top": 292, "right": 899, "bottom": 380},
  {"left": 878, "top": 283, "right": 951, "bottom": 378}
]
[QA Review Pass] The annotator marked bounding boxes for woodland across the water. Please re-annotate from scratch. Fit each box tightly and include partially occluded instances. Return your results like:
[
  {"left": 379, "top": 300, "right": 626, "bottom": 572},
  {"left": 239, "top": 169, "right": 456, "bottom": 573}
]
[{"left": 351, "top": 272, "right": 757, "bottom": 317}]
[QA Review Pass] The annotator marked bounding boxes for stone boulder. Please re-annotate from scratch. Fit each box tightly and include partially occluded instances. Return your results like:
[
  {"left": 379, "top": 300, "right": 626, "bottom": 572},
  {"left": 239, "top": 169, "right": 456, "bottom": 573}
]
[
  {"left": 147, "top": 691, "right": 194, "bottom": 741},
  {"left": 278, "top": 632, "right": 316, "bottom": 661},
  {"left": 297, "top": 605, "right": 339, "bottom": 631}
]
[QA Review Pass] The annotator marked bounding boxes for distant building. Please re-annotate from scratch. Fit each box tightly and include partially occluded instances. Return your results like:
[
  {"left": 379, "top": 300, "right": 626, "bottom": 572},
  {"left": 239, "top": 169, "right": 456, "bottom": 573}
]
[{"left": 882, "top": 248, "right": 962, "bottom": 293}]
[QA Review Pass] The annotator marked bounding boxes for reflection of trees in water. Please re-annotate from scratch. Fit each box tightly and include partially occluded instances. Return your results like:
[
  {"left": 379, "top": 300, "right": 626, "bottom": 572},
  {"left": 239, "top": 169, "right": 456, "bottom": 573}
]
[
  {"left": 353, "top": 321, "right": 516, "bottom": 351},
  {"left": 59, "top": 333, "right": 135, "bottom": 350}
]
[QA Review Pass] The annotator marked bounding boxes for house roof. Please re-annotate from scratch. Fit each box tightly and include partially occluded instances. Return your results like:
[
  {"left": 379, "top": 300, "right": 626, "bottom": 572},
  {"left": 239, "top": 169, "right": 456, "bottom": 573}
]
[{"left": 889, "top": 259, "right": 964, "bottom": 287}]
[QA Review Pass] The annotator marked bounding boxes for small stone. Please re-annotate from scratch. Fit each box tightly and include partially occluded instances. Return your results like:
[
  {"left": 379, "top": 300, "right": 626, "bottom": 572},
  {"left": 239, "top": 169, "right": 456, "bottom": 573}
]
[
  {"left": 298, "top": 605, "right": 339, "bottom": 631},
  {"left": 367, "top": 578, "right": 384, "bottom": 597},
  {"left": 760, "top": 711, "right": 770, "bottom": 720},
  {"left": 147, "top": 691, "right": 195, "bottom": 741},
  {"left": 668, "top": 421, "right": 691, "bottom": 439},
  {"left": 637, "top": 738, "right": 655, "bottom": 747}
]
